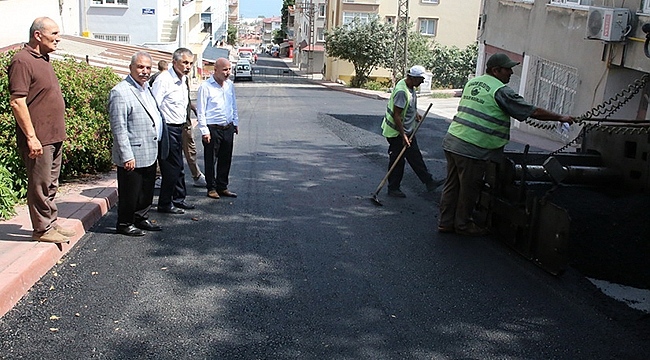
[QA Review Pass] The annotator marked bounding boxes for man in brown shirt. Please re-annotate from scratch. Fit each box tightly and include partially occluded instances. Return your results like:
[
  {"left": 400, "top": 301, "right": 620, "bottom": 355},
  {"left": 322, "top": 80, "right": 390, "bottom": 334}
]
[{"left": 8, "top": 17, "right": 75, "bottom": 243}]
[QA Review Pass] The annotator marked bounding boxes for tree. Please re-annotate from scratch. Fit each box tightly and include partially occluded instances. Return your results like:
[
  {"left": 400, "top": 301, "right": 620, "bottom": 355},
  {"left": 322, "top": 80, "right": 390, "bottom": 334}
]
[
  {"left": 281, "top": 0, "right": 295, "bottom": 34},
  {"left": 428, "top": 42, "right": 478, "bottom": 89},
  {"left": 273, "top": 29, "right": 285, "bottom": 45},
  {"left": 325, "top": 17, "right": 393, "bottom": 88},
  {"left": 227, "top": 25, "right": 237, "bottom": 46},
  {"left": 406, "top": 29, "right": 434, "bottom": 71}
]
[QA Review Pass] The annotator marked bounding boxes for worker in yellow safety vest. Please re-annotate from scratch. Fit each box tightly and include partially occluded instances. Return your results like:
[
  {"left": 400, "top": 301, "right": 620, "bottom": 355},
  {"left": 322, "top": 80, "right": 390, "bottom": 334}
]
[
  {"left": 382, "top": 65, "right": 444, "bottom": 199},
  {"left": 438, "top": 53, "right": 575, "bottom": 236}
]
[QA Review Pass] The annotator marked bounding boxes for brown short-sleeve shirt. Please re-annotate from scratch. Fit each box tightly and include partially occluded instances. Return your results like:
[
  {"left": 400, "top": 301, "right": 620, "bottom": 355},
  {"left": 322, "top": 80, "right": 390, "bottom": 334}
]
[{"left": 8, "top": 44, "right": 66, "bottom": 147}]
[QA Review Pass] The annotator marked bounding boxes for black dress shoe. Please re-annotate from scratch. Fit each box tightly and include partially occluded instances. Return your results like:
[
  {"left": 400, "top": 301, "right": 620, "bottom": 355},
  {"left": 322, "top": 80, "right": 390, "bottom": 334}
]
[
  {"left": 116, "top": 224, "right": 145, "bottom": 237},
  {"left": 173, "top": 201, "right": 195, "bottom": 210},
  {"left": 135, "top": 219, "right": 162, "bottom": 231},
  {"left": 157, "top": 206, "right": 185, "bottom": 214}
]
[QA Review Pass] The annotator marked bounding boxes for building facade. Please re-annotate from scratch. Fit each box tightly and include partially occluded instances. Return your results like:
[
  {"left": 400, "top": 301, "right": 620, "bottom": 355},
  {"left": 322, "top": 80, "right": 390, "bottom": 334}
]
[
  {"left": 0, "top": 0, "right": 80, "bottom": 47},
  {"left": 81, "top": 0, "right": 228, "bottom": 76},
  {"left": 323, "top": 0, "right": 482, "bottom": 84},
  {"left": 292, "top": 0, "right": 327, "bottom": 74}
]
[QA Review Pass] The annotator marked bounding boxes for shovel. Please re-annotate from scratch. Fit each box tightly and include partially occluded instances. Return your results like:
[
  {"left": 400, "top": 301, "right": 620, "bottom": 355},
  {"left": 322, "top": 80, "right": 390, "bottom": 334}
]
[{"left": 371, "top": 103, "right": 433, "bottom": 206}]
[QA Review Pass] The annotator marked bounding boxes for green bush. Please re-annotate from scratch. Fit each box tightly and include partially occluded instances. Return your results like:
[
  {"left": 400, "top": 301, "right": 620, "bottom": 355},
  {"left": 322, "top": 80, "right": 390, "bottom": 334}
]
[
  {"left": 0, "top": 50, "right": 121, "bottom": 213},
  {"left": 362, "top": 81, "right": 386, "bottom": 92},
  {"left": 0, "top": 164, "right": 18, "bottom": 220}
]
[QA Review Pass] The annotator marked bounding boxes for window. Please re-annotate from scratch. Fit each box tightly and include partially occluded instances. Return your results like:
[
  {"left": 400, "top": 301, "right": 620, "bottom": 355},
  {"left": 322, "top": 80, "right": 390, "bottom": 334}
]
[
  {"left": 93, "top": 33, "right": 130, "bottom": 43},
  {"left": 643, "top": 0, "right": 650, "bottom": 13},
  {"left": 318, "top": 3, "right": 326, "bottom": 18},
  {"left": 419, "top": 18, "right": 437, "bottom": 36},
  {"left": 91, "top": 0, "right": 128, "bottom": 5},
  {"left": 550, "top": 0, "right": 592, "bottom": 6},
  {"left": 523, "top": 55, "right": 578, "bottom": 136},
  {"left": 421, "top": 0, "right": 439, "bottom": 3},
  {"left": 385, "top": 16, "right": 395, "bottom": 25},
  {"left": 343, "top": 12, "right": 373, "bottom": 25},
  {"left": 317, "top": 28, "right": 325, "bottom": 42}
]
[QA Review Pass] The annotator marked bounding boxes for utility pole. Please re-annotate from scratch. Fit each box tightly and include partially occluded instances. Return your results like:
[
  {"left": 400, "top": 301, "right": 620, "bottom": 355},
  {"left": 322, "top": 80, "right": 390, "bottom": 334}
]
[
  {"left": 297, "top": 1, "right": 316, "bottom": 78},
  {"left": 392, "top": 0, "right": 409, "bottom": 86}
]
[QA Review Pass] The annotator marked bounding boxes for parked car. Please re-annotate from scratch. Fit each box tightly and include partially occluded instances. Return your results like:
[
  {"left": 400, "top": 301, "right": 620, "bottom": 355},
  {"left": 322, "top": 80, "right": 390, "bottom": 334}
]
[{"left": 234, "top": 60, "right": 252, "bottom": 81}]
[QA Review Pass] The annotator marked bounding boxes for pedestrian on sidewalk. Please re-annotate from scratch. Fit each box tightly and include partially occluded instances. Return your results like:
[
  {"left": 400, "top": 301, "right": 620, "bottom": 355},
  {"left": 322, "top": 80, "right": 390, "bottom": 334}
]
[
  {"left": 8, "top": 17, "right": 76, "bottom": 243},
  {"left": 381, "top": 65, "right": 443, "bottom": 198},
  {"left": 109, "top": 51, "right": 168, "bottom": 236},
  {"left": 439, "top": 53, "right": 574, "bottom": 236},
  {"left": 152, "top": 47, "right": 196, "bottom": 214},
  {"left": 182, "top": 81, "right": 207, "bottom": 189},
  {"left": 197, "top": 57, "right": 239, "bottom": 200}
]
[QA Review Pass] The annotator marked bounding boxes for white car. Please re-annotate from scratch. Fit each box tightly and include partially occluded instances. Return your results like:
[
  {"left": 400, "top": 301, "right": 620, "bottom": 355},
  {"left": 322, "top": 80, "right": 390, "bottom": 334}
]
[
  {"left": 238, "top": 52, "right": 252, "bottom": 60},
  {"left": 234, "top": 60, "right": 252, "bottom": 81}
]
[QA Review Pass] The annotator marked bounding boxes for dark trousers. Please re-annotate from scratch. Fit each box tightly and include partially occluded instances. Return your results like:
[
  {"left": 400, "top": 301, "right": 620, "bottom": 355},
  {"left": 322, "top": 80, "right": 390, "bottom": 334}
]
[
  {"left": 203, "top": 125, "right": 234, "bottom": 191},
  {"left": 159, "top": 125, "right": 187, "bottom": 208},
  {"left": 386, "top": 135, "right": 433, "bottom": 190},
  {"left": 19, "top": 142, "right": 62, "bottom": 234},
  {"left": 117, "top": 162, "right": 157, "bottom": 226}
]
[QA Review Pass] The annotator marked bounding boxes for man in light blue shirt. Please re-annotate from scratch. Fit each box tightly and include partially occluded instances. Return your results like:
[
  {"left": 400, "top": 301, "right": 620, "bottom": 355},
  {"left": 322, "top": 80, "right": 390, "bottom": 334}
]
[{"left": 197, "top": 57, "right": 239, "bottom": 199}]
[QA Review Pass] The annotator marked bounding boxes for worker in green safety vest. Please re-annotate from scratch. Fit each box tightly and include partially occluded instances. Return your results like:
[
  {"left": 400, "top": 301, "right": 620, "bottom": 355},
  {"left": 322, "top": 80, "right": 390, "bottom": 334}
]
[
  {"left": 439, "top": 53, "right": 574, "bottom": 237},
  {"left": 381, "top": 65, "right": 444, "bottom": 199}
]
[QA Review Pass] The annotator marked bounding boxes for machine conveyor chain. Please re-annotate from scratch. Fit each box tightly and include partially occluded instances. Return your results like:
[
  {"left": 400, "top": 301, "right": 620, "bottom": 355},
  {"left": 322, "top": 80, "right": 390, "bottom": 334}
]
[{"left": 523, "top": 73, "right": 650, "bottom": 135}]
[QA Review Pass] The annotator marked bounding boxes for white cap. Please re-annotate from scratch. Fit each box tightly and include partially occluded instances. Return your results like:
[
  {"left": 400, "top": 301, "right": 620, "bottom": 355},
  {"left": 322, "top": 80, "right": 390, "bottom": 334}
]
[{"left": 408, "top": 65, "right": 426, "bottom": 78}]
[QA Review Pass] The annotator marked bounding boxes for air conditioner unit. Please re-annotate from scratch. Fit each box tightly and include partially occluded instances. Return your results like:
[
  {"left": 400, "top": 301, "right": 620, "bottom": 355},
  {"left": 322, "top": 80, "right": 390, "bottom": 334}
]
[{"left": 586, "top": 7, "right": 629, "bottom": 42}]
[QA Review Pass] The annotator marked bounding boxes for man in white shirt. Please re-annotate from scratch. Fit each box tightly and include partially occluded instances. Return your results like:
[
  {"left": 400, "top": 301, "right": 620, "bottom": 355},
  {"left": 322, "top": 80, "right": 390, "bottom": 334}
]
[
  {"left": 152, "top": 48, "right": 196, "bottom": 213},
  {"left": 197, "top": 57, "right": 239, "bottom": 199}
]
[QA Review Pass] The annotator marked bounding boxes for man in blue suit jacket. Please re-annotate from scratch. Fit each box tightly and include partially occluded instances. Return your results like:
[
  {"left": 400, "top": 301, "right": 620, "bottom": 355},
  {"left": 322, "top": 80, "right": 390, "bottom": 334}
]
[{"left": 109, "top": 51, "right": 169, "bottom": 236}]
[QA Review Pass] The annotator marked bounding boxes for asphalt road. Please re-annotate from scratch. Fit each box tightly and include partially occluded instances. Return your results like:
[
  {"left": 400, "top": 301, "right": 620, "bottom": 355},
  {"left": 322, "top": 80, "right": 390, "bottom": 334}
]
[{"left": 1, "top": 56, "right": 649, "bottom": 359}]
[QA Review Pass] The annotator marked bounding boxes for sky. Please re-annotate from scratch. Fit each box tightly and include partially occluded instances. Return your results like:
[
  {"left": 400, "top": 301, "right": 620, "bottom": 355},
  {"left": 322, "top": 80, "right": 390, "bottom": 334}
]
[{"left": 238, "top": 0, "right": 283, "bottom": 19}]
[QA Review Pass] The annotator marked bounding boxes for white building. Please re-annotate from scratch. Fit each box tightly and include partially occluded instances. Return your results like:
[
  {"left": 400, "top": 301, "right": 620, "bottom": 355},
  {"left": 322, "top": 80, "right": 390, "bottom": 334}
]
[
  {"left": 82, "top": 0, "right": 227, "bottom": 76},
  {"left": 0, "top": 0, "right": 80, "bottom": 47}
]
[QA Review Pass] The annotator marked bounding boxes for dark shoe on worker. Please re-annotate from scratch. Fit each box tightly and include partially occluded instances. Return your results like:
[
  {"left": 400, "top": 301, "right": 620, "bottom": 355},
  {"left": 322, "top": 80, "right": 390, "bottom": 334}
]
[
  {"left": 157, "top": 206, "right": 185, "bottom": 214},
  {"left": 437, "top": 225, "right": 455, "bottom": 233},
  {"left": 455, "top": 223, "right": 489, "bottom": 237},
  {"left": 135, "top": 219, "right": 162, "bottom": 231},
  {"left": 218, "top": 189, "right": 237, "bottom": 198},
  {"left": 116, "top": 224, "right": 146, "bottom": 237},
  {"left": 387, "top": 189, "right": 406, "bottom": 198},
  {"left": 173, "top": 201, "right": 195, "bottom": 210},
  {"left": 426, "top": 179, "right": 445, "bottom": 192},
  {"left": 207, "top": 190, "right": 220, "bottom": 199},
  {"left": 33, "top": 228, "right": 69, "bottom": 243}
]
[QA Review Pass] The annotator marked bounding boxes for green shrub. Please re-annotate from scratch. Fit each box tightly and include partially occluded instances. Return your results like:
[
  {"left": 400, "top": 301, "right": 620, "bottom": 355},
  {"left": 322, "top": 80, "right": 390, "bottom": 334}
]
[
  {"left": 362, "top": 81, "right": 385, "bottom": 91},
  {"left": 0, "top": 50, "right": 121, "bottom": 213},
  {"left": 0, "top": 164, "right": 18, "bottom": 220}
]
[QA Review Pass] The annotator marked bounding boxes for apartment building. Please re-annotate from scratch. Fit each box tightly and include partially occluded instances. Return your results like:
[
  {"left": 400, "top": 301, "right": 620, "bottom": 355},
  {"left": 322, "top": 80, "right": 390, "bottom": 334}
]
[
  {"left": 323, "top": 0, "right": 481, "bottom": 84},
  {"left": 0, "top": 0, "right": 80, "bottom": 47},
  {"left": 292, "top": 0, "right": 327, "bottom": 74},
  {"left": 262, "top": 16, "right": 282, "bottom": 46}
]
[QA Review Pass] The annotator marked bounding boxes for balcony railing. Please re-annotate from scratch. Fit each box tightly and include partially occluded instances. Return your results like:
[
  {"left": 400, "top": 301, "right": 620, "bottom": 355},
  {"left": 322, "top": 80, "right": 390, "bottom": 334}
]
[{"left": 342, "top": 0, "right": 380, "bottom": 4}]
